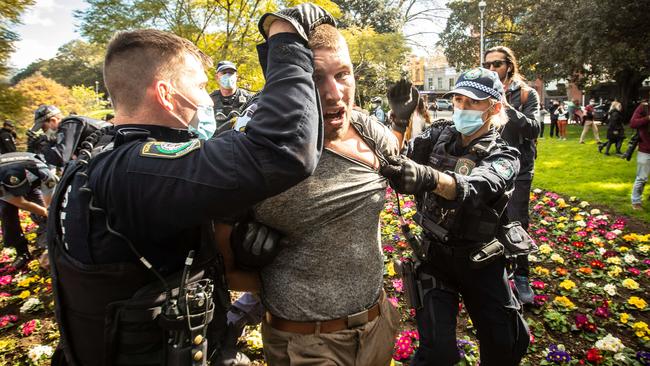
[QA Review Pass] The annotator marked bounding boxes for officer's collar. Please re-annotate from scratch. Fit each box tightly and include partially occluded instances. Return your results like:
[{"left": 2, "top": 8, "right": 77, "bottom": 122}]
[{"left": 115, "top": 124, "right": 194, "bottom": 143}]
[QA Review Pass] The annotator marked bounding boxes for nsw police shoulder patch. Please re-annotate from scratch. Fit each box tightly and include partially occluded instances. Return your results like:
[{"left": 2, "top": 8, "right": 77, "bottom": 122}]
[
  {"left": 491, "top": 158, "right": 515, "bottom": 180},
  {"left": 140, "top": 140, "right": 201, "bottom": 159}
]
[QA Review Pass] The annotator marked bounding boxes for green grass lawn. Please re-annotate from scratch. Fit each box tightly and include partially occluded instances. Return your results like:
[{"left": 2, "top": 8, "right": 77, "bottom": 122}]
[{"left": 535, "top": 123, "right": 650, "bottom": 225}]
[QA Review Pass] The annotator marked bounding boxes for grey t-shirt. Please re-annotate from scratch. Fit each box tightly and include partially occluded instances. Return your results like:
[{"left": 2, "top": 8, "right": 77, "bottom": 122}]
[{"left": 256, "top": 111, "right": 398, "bottom": 321}]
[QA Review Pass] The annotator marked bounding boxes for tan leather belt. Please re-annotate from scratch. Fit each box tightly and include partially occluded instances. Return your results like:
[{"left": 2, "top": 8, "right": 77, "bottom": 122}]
[{"left": 265, "top": 302, "right": 381, "bottom": 334}]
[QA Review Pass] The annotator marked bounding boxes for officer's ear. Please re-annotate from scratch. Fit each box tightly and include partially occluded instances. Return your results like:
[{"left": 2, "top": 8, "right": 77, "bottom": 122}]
[{"left": 155, "top": 80, "right": 175, "bottom": 111}]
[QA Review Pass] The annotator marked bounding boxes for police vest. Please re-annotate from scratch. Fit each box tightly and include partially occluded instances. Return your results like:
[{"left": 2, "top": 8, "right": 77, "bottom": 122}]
[
  {"left": 411, "top": 124, "right": 509, "bottom": 244},
  {"left": 47, "top": 127, "right": 228, "bottom": 366}
]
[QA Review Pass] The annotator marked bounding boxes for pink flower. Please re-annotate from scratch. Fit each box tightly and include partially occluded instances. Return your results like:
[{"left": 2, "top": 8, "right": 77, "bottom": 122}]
[
  {"left": 20, "top": 319, "right": 37, "bottom": 336},
  {"left": 387, "top": 297, "right": 399, "bottom": 308},
  {"left": 531, "top": 281, "right": 546, "bottom": 290},
  {"left": 0, "top": 275, "right": 12, "bottom": 286},
  {"left": 628, "top": 267, "right": 641, "bottom": 276},
  {"left": 594, "top": 306, "right": 609, "bottom": 318},
  {"left": 0, "top": 292, "right": 10, "bottom": 297},
  {"left": 392, "top": 279, "right": 403, "bottom": 293},
  {"left": 576, "top": 231, "right": 588, "bottom": 238},
  {"left": 533, "top": 294, "right": 549, "bottom": 306},
  {"left": 383, "top": 245, "right": 395, "bottom": 254}
]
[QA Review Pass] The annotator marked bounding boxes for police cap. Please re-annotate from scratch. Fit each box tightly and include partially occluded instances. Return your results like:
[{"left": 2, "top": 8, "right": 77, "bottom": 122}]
[{"left": 33, "top": 105, "right": 62, "bottom": 131}]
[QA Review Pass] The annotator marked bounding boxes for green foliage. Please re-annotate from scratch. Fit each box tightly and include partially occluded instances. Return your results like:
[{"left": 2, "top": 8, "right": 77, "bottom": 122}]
[
  {"left": 332, "top": 0, "right": 401, "bottom": 32},
  {"left": 534, "top": 124, "right": 650, "bottom": 223},
  {"left": 543, "top": 309, "right": 571, "bottom": 333},
  {"left": 70, "top": 85, "right": 110, "bottom": 115},
  {"left": 342, "top": 26, "right": 409, "bottom": 106},
  {"left": 0, "top": 0, "right": 35, "bottom": 76}
]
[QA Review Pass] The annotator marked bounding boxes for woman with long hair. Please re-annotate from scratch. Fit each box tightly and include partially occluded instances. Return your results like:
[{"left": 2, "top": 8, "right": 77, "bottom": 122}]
[
  {"left": 599, "top": 101, "right": 625, "bottom": 155},
  {"left": 555, "top": 102, "right": 569, "bottom": 140}
]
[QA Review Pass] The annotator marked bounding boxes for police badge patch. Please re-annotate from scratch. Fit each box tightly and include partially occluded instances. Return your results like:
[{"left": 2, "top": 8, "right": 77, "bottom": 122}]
[
  {"left": 464, "top": 68, "right": 483, "bottom": 80},
  {"left": 454, "top": 158, "right": 475, "bottom": 176},
  {"left": 492, "top": 159, "right": 515, "bottom": 179},
  {"left": 140, "top": 140, "right": 201, "bottom": 159},
  {"left": 9, "top": 176, "right": 20, "bottom": 185}
]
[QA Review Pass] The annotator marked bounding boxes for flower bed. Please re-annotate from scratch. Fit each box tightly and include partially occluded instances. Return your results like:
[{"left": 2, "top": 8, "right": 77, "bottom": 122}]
[{"left": 0, "top": 190, "right": 647, "bottom": 365}]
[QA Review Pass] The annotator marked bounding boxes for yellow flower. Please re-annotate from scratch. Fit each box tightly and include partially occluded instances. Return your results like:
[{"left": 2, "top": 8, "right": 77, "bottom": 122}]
[
  {"left": 245, "top": 329, "right": 264, "bottom": 350},
  {"left": 608, "top": 266, "right": 623, "bottom": 277},
  {"left": 638, "top": 245, "right": 649, "bottom": 254},
  {"left": 622, "top": 278, "right": 640, "bottom": 290},
  {"left": 557, "top": 216, "right": 569, "bottom": 222},
  {"left": 559, "top": 280, "right": 576, "bottom": 291},
  {"left": 556, "top": 223, "right": 566, "bottom": 229},
  {"left": 532, "top": 266, "right": 550, "bottom": 277},
  {"left": 556, "top": 198, "right": 568, "bottom": 208},
  {"left": 18, "top": 290, "right": 30, "bottom": 299},
  {"left": 620, "top": 313, "right": 630, "bottom": 324},
  {"left": 27, "top": 260, "right": 40, "bottom": 272},
  {"left": 386, "top": 262, "right": 396, "bottom": 277},
  {"left": 632, "top": 322, "right": 649, "bottom": 338},
  {"left": 606, "top": 257, "right": 621, "bottom": 265},
  {"left": 550, "top": 253, "right": 565, "bottom": 264},
  {"left": 628, "top": 296, "right": 648, "bottom": 310},
  {"left": 538, "top": 244, "right": 553, "bottom": 255},
  {"left": 553, "top": 296, "right": 576, "bottom": 309},
  {"left": 618, "top": 246, "right": 630, "bottom": 252}
]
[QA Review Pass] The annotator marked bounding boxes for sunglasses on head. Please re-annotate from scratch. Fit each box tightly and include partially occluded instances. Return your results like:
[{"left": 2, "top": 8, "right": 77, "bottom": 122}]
[{"left": 482, "top": 60, "right": 507, "bottom": 68}]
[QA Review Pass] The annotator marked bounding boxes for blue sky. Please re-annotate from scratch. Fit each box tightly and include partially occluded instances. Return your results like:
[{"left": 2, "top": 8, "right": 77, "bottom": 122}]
[{"left": 10, "top": 0, "right": 88, "bottom": 70}]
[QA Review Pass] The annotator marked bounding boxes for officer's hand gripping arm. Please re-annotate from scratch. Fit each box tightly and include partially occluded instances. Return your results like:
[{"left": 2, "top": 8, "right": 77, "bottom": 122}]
[
  {"left": 380, "top": 155, "right": 457, "bottom": 199},
  {"left": 259, "top": 3, "right": 336, "bottom": 43}
]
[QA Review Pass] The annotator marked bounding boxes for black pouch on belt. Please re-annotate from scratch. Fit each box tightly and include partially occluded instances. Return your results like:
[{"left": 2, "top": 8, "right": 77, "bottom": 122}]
[
  {"left": 469, "top": 239, "right": 504, "bottom": 269},
  {"left": 498, "top": 221, "right": 537, "bottom": 257}
]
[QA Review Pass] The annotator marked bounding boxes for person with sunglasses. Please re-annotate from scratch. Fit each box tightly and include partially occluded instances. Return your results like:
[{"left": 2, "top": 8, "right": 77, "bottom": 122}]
[{"left": 483, "top": 46, "right": 540, "bottom": 305}]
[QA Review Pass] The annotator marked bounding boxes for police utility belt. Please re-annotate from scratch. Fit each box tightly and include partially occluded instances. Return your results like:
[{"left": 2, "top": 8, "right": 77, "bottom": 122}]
[{"left": 265, "top": 302, "right": 381, "bottom": 334}]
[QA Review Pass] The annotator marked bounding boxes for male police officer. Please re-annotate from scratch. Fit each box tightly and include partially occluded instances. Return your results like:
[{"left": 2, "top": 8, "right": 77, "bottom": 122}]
[
  {"left": 0, "top": 152, "right": 57, "bottom": 269},
  {"left": 381, "top": 68, "right": 529, "bottom": 366},
  {"left": 48, "top": 4, "right": 333, "bottom": 365},
  {"left": 0, "top": 120, "right": 17, "bottom": 154},
  {"left": 370, "top": 96, "right": 386, "bottom": 125},
  {"left": 210, "top": 60, "right": 253, "bottom": 135}
]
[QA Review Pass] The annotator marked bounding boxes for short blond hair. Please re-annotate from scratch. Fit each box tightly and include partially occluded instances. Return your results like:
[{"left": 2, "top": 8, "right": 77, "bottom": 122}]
[
  {"left": 104, "top": 29, "right": 212, "bottom": 113},
  {"left": 309, "top": 24, "right": 343, "bottom": 50}
]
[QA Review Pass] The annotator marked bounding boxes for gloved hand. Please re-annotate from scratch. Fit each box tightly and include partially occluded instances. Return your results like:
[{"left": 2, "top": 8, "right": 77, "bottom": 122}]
[
  {"left": 231, "top": 220, "right": 283, "bottom": 271},
  {"left": 380, "top": 155, "right": 439, "bottom": 195},
  {"left": 258, "top": 3, "right": 336, "bottom": 43},
  {"left": 387, "top": 79, "right": 419, "bottom": 132}
]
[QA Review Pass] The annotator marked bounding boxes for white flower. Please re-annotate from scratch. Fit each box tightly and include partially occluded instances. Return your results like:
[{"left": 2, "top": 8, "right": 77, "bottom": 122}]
[
  {"left": 20, "top": 297, "right": 42, "bottom": 314},
  {"left": 575, "top": 220, "right": 586, "bottom": 227},
  {"left": 613, "top": 229, "right": 622, "bottom": 235},
  {"left": 597, "top": 248, "right": 607, "bottom": 255},
  {"left": 614, "top": 353, "right": 626, "bottom": 361},
  {"left": 579, "top": 201, "right": 590, "bottom": 208},
  {"left": 533, "top": 188, "right": 542, "bottom": 194},
  {"left": 550, "top": 207, "right": 557, "bottom": 212},
  {"left": 623, "top": 254, "right": 638, "bottom": 264},
  {"left": 594, "top": 334, "right": 625, "bottom": 352},
  {"left": 584, "top": 282, "right": 597, "bottom": 288},
  {"left": 28, "top": 345, "right": 54, "bottom": 363},
  {"left": 527, "top": 254, "right": 538, "bottom": 263},
  {"left": 590, "top": 208, "right": 601, "bottom": 215},
  {"left": 603, "top": 284, "right": 617, "bottom": 296}
]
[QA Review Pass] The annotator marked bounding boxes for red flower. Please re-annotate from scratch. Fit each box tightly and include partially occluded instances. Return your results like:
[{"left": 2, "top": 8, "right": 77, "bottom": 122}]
[
  {"left": 586, "top": 348, "right": 603, "bottom": 364},
  {"left": 590, "top": 260, "right": 605, "bottom": 269}
]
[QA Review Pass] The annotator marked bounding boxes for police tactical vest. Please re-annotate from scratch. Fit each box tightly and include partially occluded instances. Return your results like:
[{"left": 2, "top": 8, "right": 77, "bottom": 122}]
[
  {"left": 411, "top": 123, "right": 508, "bottom": 244},
  {"left": 47, "top": 127, "right": 228, "bottom": 366}
]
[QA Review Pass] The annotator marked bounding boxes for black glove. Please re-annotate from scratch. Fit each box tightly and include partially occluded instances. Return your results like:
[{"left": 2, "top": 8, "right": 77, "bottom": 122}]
[
  {"left": 387, "top": 79, "right": 419, "bottom": 132},
  {"left": 380, "top": 155, "right": 439, "bottom": 195},
  {"left": 258, "top": 3, "right": 336, "bottom": 43},
  {"left": 231, "top": 220, "right": 283, "bottom": 271}
]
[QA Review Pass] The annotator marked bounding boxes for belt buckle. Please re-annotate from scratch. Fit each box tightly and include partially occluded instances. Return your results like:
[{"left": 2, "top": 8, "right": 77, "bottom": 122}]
[{"left": 346, "top": 309, "right": 369, "bottom": 328}]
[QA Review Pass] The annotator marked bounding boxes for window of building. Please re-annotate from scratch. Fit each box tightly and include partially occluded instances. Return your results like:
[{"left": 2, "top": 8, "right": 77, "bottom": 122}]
[
  {"left": 437, "top": 77, "right": 443, "bottom": 90},
  {"left": 449, "top": 78, "right": 455, "bottom": 89},
  {"left": 428, "top": 77, "right": 433, "bottom": 90}
]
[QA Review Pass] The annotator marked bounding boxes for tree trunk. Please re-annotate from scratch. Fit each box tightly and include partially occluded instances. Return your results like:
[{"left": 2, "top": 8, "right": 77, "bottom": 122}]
[{"left": 615, "top": 68, "right": 646, "bottom": 121}]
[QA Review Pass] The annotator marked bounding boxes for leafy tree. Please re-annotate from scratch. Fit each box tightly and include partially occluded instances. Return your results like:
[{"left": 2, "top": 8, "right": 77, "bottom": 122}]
[
  {"left": 10, "top": 73, "right": 78, "bottom": 128},
  {"left": 70, "top": 85, "right": 110, "bottom": 115},
  {"left": 333, "top": 0, "right": 402, "bottom": 33},
  {"left": 0, "top": 0, "right": 35, "bottom": 76},
  {"left": 10, "top": 59, "right": 47, "bottom": 85},
  {"left": 341, "top": 26, "right": 409, "bottom": 106},
  {"left": 0, "top": 84, "right": 27, "bottom": 121}
]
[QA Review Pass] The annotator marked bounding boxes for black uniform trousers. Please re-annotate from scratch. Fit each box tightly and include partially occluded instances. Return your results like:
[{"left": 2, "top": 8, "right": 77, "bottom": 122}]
[
  {"left": 508, "top": 178, "right": 532, "bottom": 277},
  {"left": 549, "top": 116, "right": 559, "bottom": 138},
  {"left": 412, "top": 247, "right": 529, "bottom": 366},
  {"left": 0, "top": 188, "right": 46, "bottom": 256}
]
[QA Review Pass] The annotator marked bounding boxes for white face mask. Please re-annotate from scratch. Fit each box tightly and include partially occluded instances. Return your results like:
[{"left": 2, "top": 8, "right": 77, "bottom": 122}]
[
  {"left": 219, "top": 74, "right": 237, "bottom": 90},
  {"left": 168, "top": 87, "right": 217, "bottom": 140}
]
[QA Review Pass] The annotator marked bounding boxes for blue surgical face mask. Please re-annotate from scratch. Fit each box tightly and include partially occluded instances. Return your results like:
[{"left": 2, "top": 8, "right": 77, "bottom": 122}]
[
  {"left": 452, "top": 109, "right": 487, "bottom": 136},
  {"left": 170, "top": 88, "right": 217, "bottom": 140},
  {"left": 219, "top": 74, "right": 236, "bottom": 90},
  {"left": 187, "top": 105, "right": 217, "bottom": 140}
]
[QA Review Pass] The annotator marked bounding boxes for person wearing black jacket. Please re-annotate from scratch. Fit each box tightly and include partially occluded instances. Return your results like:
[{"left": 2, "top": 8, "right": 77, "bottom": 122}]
[
  {"left": 599, "top": 101, "right": 625, "bottom": 155},
  {"left": 484, "top": 46, "right": 540, "bottom": 304},
  {"left": 47, "top": 5, "right": 332, "bottom": 365},
  {"left": 0, "top": 121, "right": 17, "bottom": 153}
]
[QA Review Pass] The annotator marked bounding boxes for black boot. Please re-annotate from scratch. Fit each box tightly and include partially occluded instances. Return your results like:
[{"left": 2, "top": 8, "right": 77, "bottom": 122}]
[
  {"left": 598, "top": 142, "right": 605, "bottom": 153},
  {"left": 12, "top": 252, "right": 31, "bottom": 270}
]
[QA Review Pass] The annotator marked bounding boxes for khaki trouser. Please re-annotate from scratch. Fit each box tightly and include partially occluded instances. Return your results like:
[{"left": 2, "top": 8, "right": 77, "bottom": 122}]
[
  {"left": 580, "top": 119, "right": 601, "bottom": 143},
  {"left": 261, "top": 291, "right": 400, "bottom": 366}
]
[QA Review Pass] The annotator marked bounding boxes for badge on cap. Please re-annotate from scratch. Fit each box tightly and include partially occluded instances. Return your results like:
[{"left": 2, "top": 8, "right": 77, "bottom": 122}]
[
  {"left": 9, "top": 176, "right": 19, "bottom": 185},
  {"left": 464, "top": 68, "right": 482, "bottom": 80},
  {"left": 492, "top": 158, "right": 515, "bottom": 180},
  {"left": 140, "top": 140, "right": 201, "bottom": 159},
  {"left": 454, "top": 158, "right": 476, "bottom": 176}
]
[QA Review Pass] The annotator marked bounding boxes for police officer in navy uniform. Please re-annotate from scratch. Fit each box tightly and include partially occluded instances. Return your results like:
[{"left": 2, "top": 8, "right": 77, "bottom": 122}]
[
  {"left": 0, "top": 152, "right": 57, "bottom": 269},
  {"left": 210, "top": 60, "right": 253, "bottom": 135},
  {"left": 0, "top": 120, "right": 17, "bottom": 154},
  {"left": 381, "top": 68, "right": 529, "bottom": 366},
  {"left": 48, "top": 4, "right": 334, "bottom": 365}
]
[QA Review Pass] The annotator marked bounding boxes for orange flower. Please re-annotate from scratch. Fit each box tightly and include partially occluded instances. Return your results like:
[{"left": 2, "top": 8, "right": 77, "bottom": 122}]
[
  {"left": 579, "top": 267, "right": 593, "bottom": 275},
  {"left": 555, "top": 267, "right": 568, "bottom": 276}
]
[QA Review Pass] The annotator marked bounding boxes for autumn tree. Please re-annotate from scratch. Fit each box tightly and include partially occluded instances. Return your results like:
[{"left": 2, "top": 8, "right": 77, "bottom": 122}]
[{"left": 10, "top": 73, "right": 78, "bottom": 128}]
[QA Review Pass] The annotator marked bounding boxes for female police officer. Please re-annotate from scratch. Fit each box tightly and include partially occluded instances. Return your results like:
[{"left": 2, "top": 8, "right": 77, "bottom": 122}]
[{"left": 381, "top": 68, "right": 529, "bottom": 365}]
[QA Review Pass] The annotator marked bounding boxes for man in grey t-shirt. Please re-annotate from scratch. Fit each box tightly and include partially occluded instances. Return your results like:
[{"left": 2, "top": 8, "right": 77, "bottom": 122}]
[{"left": 217, "top": 24, "right": 411, "bottom": 366}]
